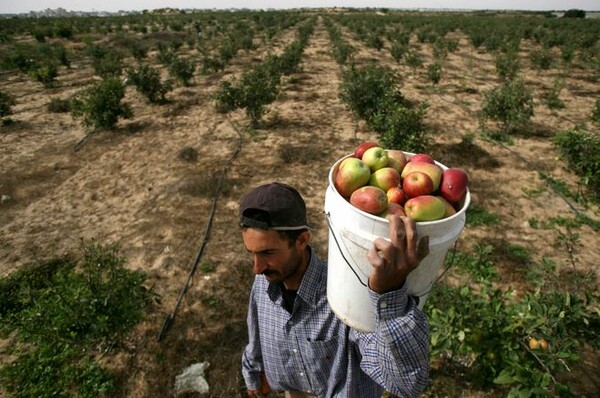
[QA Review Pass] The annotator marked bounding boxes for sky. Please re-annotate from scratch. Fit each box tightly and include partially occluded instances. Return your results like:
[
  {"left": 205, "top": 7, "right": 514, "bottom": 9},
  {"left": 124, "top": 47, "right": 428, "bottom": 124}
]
[{"left": 0, "top": 0, "right": 598, "bottom": 14}]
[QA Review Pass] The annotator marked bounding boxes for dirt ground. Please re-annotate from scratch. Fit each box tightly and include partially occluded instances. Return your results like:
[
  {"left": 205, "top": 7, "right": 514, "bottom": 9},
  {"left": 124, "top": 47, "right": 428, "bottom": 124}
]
[{"left": 0, "top": 15, "right": 599, "bottom": 397}]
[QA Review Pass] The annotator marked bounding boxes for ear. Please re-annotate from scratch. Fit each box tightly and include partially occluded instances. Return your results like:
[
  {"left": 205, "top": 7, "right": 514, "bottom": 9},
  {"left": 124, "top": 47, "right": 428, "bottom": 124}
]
[{"left": 296, "top": 230, "right": 311, "bottom": 250}]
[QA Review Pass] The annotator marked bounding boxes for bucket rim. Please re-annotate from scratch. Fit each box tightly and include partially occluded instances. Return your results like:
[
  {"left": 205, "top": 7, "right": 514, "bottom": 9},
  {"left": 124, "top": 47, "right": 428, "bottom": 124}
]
[{"left": 328, "top": 152, "right": 471, "bottom": 227}]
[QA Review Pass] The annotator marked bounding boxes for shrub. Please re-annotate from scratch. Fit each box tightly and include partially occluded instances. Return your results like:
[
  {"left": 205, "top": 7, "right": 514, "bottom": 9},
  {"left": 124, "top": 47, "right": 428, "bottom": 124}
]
[
  {"left": 591, "top": 98, "right": 600, "bottom": 124},
  {"left": 238, "top": 65, "right": 279, "bottom": 126},
  {"left": 70, "top": 78, "right": 132, "bottom": 131},
  {"left": 544, "top": 78, "right": 566, "bottom": 109},
  {"left": 168, "top": 57, "right": 195, "bottom": 86},
  {"left": 530, "top": 48, "right": 553, "bottom": 70},
  {"left": 127, "top": 64, "right": 172, "bottom": 103},
  {"left": 495, "top": 50, "right": 521, "bottom": 81},
  {"left": 552, "top": 127, "right": 600, "bottom": 201},
  {"left": 0, "top": 90, "right": 15, "bottom": 117},
  {"left": 405, "top": 50, "right": 424, "bottom": 74},
  {"left": 214, "top": 81, "right": 242, "bottom": 113},
  {"left": 427, "top": 281, "right": 599, "bottom": 395},
  {"left": 28, "top": 63, "right": 58, "bottom": 88},
  {"left": 481, "top": 78, "right": 534, "bottom": 134},
  {"left": 390, "top": 42, "right": 407, "bottom": 63},
  {"left": 370, "top": 102, "right": 429, "bottom": 153},
  {"left": 89, "top": 46, "right": 123, "bottom": 78},
  {"left": 339, "top": 63, "right": 406, "bottom": 122},
  {"left": 427, "top": 62, "right": 442, "bottom": 85},
  {"left": 0, "top": 242, "right": 155, "bottom": 397}
]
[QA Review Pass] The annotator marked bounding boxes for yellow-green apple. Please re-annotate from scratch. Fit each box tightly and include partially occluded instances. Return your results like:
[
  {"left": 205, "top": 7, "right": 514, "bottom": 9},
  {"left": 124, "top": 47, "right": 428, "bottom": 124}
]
[
  {"left": 400, "top": 161, "right": 443, "bottom": 190},
  {"left": 386, "top": 186, "right": 406, "bottom": 206},
  {"left": 409, "top": 153, "right": 435, "bottom": 164},
  {"left": 334, "top": 157, "right": 371, "bottom": 197},
  {"left": 404, "top": 195, "right": 446, "bottom": 222},
  {"left": 437, "top": 196, "right": 457, "bottom": 218},
  {"left": 380, "top": 202, "right": 406, "bottom": 217},
  {"left": 402, "top": 171, "right": 434, "bottom": 198},
  {"left": 354, "top": 141, "right": 379, "bottom": 159},
  {"left": 386, "top": 150, "right": 408, "bottom": 174},
  {"left": 440, "top": 168, "right": 469, "bottom": 204},
  {"left": 362, "top": 146, "right": 389, "bottom": 172},
  {"left": 368, "top": 167, "right": 401, "bottom": 192},
  {"left": 350, "top": 186, "right": 388, "bottom": 215}
]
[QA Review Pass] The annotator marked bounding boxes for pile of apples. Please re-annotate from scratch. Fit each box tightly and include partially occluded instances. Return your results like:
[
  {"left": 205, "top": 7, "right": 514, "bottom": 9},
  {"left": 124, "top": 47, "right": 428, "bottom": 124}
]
[{"left": 333, "top": 141, "right": 469, "bottom": 222}]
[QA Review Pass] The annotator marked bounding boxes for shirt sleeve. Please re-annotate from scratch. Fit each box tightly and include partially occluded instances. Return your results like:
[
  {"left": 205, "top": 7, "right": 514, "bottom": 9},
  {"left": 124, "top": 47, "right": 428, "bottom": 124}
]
[
  {"left": 241, "top": 281, "right": 264, "bottom": 390},
  {"left": 352, "top": 283, "right": 430, "bottom": 397}
]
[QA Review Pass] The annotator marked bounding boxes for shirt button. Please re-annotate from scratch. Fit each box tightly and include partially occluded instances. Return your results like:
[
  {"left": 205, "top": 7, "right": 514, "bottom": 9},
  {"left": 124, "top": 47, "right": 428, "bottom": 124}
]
[
  {"left": 299, "top": 372, "right": 304, "bottom": 376},
  {"left": 293, "top": 349, "right": 298, "bottom": 353},
  {"left": 380, "top": 302, "right": 388, "bottom": 309}
]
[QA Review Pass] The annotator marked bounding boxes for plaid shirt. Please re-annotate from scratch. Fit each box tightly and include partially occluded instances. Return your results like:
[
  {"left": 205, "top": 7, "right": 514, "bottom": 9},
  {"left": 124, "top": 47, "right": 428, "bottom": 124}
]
[{"left": 241, "top": 247, "right": 429, "bottom": 397}]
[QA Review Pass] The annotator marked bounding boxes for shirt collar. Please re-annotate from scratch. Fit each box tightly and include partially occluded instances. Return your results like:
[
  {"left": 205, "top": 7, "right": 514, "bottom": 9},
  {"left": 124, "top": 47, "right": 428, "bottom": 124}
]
[{"left": 265, "top": 246, "right": 325, "bottom": 307}]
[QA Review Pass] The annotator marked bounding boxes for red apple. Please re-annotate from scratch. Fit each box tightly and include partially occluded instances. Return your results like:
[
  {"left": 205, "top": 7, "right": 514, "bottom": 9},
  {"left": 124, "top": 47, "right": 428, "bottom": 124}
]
[
  {"left": 437, "top": 196, "right": 457, "bottom": 218},
  {"left": 334, "top": 157, "right": 371, "bottom": 197},
  {"left": 354, "top": 141, "right": 379, "bottom": 159},
  {"left": 386, "top": 150, "right": 408, "bottom": 174},
  {"left": 350, "top": 186, "right": 388, "bottom": 215},
  {"left": 400, "top": 161, "right": 443, "bottom": 191},
  {"left": 362, "top": 146, "right": 389, "bottom": 172},
  {"left": 404, "top": 195, "right": 446, "bottom": 222},
  {"left": 402, "top": 171, "right": 435, "bottom": 198},
  {"left": 386, "top": 186, "right": 406, "bottom": 206},
  {"left": 368, "top": 167, "right": 401, "bottom": 192},
  {"left": 440, "top": 168, "right": 469, "bottom": 204},
  {"left": 380, "top": 202, "right": 406, "bottom": 217},
  {"left": 409, "top": 153, "right": 435, "bottom": 164}
]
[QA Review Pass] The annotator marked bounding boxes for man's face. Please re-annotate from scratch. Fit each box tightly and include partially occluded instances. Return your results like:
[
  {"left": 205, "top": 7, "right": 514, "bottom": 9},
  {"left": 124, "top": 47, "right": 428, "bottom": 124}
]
[{"left": 242, "top": 228, "right": 308, "bottom": 287}]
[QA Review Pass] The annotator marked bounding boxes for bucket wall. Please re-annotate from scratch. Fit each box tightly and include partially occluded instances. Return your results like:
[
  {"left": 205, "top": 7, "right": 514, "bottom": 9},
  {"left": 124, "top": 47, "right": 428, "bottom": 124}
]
[{"left": 325, "top": 153, "right": 470, "bottom": 332}]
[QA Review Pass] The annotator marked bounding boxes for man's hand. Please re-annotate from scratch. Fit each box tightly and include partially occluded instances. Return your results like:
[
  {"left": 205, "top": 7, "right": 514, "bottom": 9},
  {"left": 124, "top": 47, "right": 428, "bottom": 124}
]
[
  {"left": 247, "top": 372, "right": 271, "bottom": 397},
  {"left": 367, "top": 215, "right": 429, "bottom": 294}
]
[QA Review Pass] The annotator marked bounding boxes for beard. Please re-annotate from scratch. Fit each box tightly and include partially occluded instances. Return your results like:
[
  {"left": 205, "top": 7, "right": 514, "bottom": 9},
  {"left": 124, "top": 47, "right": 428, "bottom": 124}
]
[{"left": 264, "top": 245, "right": 305, "bottom": 286}]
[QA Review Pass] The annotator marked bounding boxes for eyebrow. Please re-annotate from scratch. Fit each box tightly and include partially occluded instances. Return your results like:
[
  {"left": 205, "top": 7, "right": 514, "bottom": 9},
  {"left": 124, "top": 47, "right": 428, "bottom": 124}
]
[{"left": 245, "top": 247, "right": 278, "bottom": 255}]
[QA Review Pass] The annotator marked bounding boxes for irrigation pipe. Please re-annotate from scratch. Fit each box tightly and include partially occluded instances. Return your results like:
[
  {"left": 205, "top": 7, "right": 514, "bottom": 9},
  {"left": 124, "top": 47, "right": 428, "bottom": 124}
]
[{"left": 157, "top": 117, "right": 244, "bottom": 342}]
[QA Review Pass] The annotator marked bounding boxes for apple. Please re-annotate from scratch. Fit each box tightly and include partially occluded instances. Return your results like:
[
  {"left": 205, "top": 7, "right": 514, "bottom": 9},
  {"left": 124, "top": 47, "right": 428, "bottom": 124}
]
[
  {"left": 437, "top": 196, "right": 457, "bottom": 218},
  {"left": 386, "top": 186, "right": 406, "bottom": 206},
  {"left": 402, "top": 171, "right": 434, "bottom": 198},
  {"left": 354, "top": 141, "right": 379, "bottom": 159},
  {"left": 409, "top": 153, "right": 435, "bottom": 164},
  {"left": 362, "top": 146, "right": 389, "bottom": 172},
  {"left": 380, "top": 202, "right": 406, "bottom": 217},
  {"left": 350, "top": 186, "right": 388, "bottom": 215},
  {"left": 404, "top": 195, "right": 446, "bottom": 222},
  {"left": 440, "top": 168, "right": 469, "bottom": 204},
  {"left": 368, "top": 167, "right": 401, "bottom": 192},
  {"left": 386, "top": 150, "right": 408, "bottom": 174},
  {"left": 334, "top": 157, "right": 371, "bottom": 197},
  {"left": 400, "top": 161, "right": 443, "bottom": 191}
]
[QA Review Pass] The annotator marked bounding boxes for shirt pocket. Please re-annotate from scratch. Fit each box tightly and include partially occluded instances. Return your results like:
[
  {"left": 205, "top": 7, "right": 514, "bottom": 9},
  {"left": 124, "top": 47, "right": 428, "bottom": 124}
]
[{"left": 297, "top": 334, "right": 340, "bottom": 394}]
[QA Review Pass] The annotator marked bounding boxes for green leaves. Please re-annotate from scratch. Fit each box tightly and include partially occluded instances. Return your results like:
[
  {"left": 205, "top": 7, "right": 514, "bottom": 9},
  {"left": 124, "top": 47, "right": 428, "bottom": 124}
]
[
  {"left": 70, "top": 77, "right": 132, "bottom": 131},
  {"left": 0, "top": 242, "right": 156, "bottom": 397}
]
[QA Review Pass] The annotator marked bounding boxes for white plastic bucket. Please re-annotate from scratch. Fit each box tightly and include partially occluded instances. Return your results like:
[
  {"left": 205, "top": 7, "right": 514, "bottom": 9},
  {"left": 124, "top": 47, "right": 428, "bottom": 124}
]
[{"left": 324, "top": 153, "right": 470, "bottom": 332}]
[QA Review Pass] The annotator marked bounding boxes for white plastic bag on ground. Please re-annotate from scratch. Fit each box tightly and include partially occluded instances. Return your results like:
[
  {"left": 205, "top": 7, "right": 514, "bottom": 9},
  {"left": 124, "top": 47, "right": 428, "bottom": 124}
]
[{"left": 175, "top": 361, "right": 210, "bottom": 396}]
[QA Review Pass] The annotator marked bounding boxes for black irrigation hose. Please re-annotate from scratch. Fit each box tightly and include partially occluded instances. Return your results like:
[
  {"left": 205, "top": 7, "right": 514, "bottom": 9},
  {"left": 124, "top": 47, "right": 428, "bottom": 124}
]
[{"left": 157, "top": 117, "right": 244, "bottom": 342}]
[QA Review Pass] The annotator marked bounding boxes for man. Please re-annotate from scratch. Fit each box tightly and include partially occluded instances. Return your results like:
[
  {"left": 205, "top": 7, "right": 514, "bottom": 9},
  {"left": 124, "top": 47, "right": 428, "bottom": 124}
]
[{"left": 239, "top": 182, "right": 430, "bottom": 398}]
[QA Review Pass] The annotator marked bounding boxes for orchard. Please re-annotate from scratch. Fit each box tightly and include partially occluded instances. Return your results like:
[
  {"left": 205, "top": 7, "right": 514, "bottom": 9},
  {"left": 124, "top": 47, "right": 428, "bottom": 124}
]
[{"left": 0, "top": 7, "right": 599, "bottom": 398}]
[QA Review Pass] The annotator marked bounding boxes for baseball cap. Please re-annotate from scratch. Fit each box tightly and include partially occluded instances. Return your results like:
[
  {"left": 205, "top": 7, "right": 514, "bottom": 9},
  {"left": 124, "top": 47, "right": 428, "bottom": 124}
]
[{"left": 239, "top": 182, "right": 309, "bottom": 230}]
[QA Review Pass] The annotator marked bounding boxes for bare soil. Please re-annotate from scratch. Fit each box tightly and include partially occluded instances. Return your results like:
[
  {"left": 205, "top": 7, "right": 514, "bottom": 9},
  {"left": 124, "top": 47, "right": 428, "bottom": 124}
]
[{"left": 0, "top": 15, "right": 598, "bottom": 397}]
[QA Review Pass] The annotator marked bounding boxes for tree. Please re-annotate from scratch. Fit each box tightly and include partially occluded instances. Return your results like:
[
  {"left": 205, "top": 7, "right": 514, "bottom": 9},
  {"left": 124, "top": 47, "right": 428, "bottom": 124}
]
[{"left": 563, "top": 9, "right": 586, "bottom": 18}]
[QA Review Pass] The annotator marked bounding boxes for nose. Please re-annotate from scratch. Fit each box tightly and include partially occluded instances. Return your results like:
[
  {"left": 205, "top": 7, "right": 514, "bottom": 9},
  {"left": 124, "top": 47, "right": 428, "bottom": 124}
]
[{"left": 252, "top": 256, "right": 268, "bottom": 275}]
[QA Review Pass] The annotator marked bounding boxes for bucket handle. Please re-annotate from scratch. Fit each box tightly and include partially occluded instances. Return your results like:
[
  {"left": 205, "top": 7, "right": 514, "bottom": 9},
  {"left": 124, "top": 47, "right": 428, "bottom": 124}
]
[
  {"left": 326, "top": 211, "right": 460, "bottom": 301},
  {"left": 325, "top": 212, "right": 369, "bottom": 288}
]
